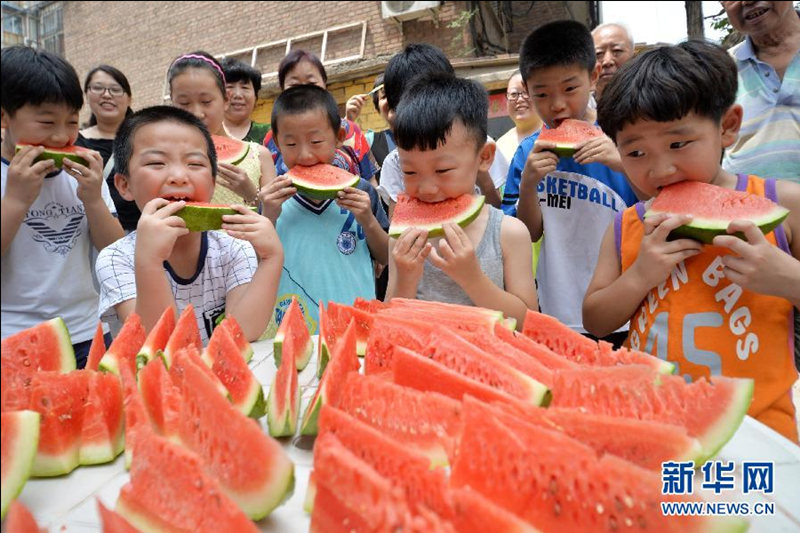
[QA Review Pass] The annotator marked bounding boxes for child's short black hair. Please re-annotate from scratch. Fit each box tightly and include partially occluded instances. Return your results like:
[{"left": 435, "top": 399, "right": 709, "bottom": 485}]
[
  {"left": 270, "top": 85, "right": 340, "bottom": 138},
  {"left": 394, "top": 73, "right": 487, "bottom": 153},
  {"left": 519, "top": 20, "right": 596, "bottom": 81},
  {"left": 597, "top": 40, "right": 738, "bottom": 142},
  {"left": 277, "top": 49, "right": 327, "bottom": 90},
  {"left": 384, "top": 43, "right": 454, "bottom": 112},
  {"left": 220, "top": 57, "right": 262, "bottom": 94},
  {"left": 114, "top": 106, "right": 217, "bottom": 179},
  {"left": 1, "top": 45, "right": 83, "bottom": 116}
]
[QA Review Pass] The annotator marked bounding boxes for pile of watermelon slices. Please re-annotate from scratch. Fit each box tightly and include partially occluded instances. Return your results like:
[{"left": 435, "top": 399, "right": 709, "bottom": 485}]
[{"left": 285, "top": 297, "right": 754, "bottom": 532}]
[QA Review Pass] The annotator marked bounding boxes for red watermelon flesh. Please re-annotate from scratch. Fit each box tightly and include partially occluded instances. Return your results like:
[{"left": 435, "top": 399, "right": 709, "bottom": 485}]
[
  {"left": 301, "top": 321, "right": 360, "bottom": 436},
  {"left": 161, "top": 305, "right": 202, "bottom": 368},
  {"left": 1, "top": 317, "right": 74, "bottom": 381},
  {"left": 138, "top": 358, "right": 182, "bottom": 440},
  {"left": 354, "top": 297, "right": 387, "bottom": 313},
  {"left": 378, "top": 306, "right": 500, "bottom": 334},
  {"left": 452, "top": 397, "right": 739, "bottom": 533},
  {"left": 1, "top": 411, "right": 40, "bottom": 520},
  {"left": 646, "top": 180, "right": 790, "bottom": 244},
  {"left": 392, "top": 346, "right": 520, "bottom": 406},
  {"left": 493, "top": 324, "right": 579, "bottom": 371},
  {"left": 202, "top": 325, "right": 265, "bottom": 418},
  {"left": 335, "top": 373, "right": 462, "bottom": 467},
  {"left": 212, "top": 134, "right": 250, "bottom": 165},
  {"left": 389, "top": 297, "right": 504, "bottom": 322},
  {"left": 455, "top": 330, "right": 555, "bottom": 388},
  {"left": 116, "top": 431, "right": 258, "bottom": 533},
  {"left": 80, "top": 371, "right": 124, "bottom": 465},
  {"left": 219, "top": 316, "right": 253, "bottom": 363},
  {"left": 328, "top": 301, "right": 373, "bottom": 356},
  {"left": 273, "top": 296, "right": 312, "bottom": 370},
  {"left": 522, "top": 310, "right": 674, "bottom": 373},
  {"left": 118, "top": 360, "right": 151, "bottom": 469},
  {"left": 316, "top": 301, "right": 336, "bottom": 378},
  {"left": 266, "top": 339, "right": 299, "bottom": 437},
  {"left": 85, "top": 322, "right": 106, "bottom": 371},
  {"left": 537, "top": 118, "right": 602, "bottom": 157},
  {"left": 364, "top": 315, "right": 435, "bottom": 375},
  {"left": 136, "top": 307, "right": 175, "bottom": 368},
  {"left": 389, "top": 193, "right": 485, "bottom": 238},
  {"left": 288, "top": 163, "right": 360, "bottom": 200},
  {"left": 421, "top": 329, "right": 551, "bottom": 405},
  {"left": 4, "top": 500, "right": 42, "bottom": 533},
  {"left": 168, "top": 346, "right": 229, "bottom": 400},
  {"left": 98, "top": 313, "right": 146, "bottom": 376},
  {"left": 317, "top": 405, "right": 453, "bottom": 519},
  {"left": 450, "top": 487, "right": 537, "bottom": 533},
  {"left": 551, "top": 366, "right": 753, "bottom": 462},
  {"left": 96, "top": 500, "right": 140, "bottom": 533},
  {"left": 175, "top": 354, "right": 295, "bottom": 520}
]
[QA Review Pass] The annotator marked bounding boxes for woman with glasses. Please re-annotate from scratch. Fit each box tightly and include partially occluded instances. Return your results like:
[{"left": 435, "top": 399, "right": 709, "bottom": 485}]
[{"left": 76, "top": 65, "right": 140, "bottom": 231}]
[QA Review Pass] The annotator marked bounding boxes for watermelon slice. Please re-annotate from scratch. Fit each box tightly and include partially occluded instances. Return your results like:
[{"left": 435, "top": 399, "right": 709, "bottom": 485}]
[
  {"left": 645, "top": 180, "right": 790, "bottom": 244},
  {"left": 98, "top": 313, "right": 146, "bottom": 376},
  {"left": 138, "top": 358, "right": 183, "bottom": 441},
  {"left": 327, "top": 301, "right": 373, "bottom": 356},
  {"left": 85, "top": 322, "right": 106, "bottom": 371},
  {"left": 536, "top": 118, "right": 602, "bottom": 158},
  {"left": 1, "top": 317, "right": 75, "bottom": 376},
  {"left": 97, "top": 500, "right": 140, "bottom": 533},
  {"left": 79, "top": 371, "right": 124, "bottom": 465},
  {"left": 219, "top": 316, "right": 254, "bottom": 363},
  {"left": 335, "top": 373, "right": 462, "bottom": 467},
  {"left": 452, "top": 397, "right": 745, "bottom": 533},
  {"left": 450, "top": 487, "right": 538, "bottom": 533},
  {"left": 456, "top": 329, "right": 555, "bottom": 387},
  {"left": 492, "top": 324, "right": 579, "bottom": 371},
  {"left": 364, "top": 314, "right": 435, "bottom": 375},
  {"left": 168, "top": 346, "right": 230, "bottom": 400},
  {"left": 15, "top": 142, "right": 90, "bottom": 168},
  {"left": 389, "top": 193, "right": 485, "bottom": 238},
  {"left": 115, "top": 432, "right": 259, "bottom": 532},
  {"left": 212, "top": 134, "right": 250, "bottom": 165},
  {"left": 1, "top": 411, "right": 40, "bottom": 519},
  {"left": 175, "top": 202, "right": 257, "bottom": 232},
  {"left": 266, "top": 340, "right": 300, "bottom": 437},
  {"left": 202, "top": 324, "right": 265, "bottom": 418},
  {"left": 118, "top": 359, "right": 150, "bottom": 469},
  {"left": 354, "top": 297, "right": 387, "bottom": 313},
  {"left": 551, "top": 365, "right": 753, "bottom": 462},
  {"left": 161, "top": 305, "right": 202, "bottom": 368},
  {"left": 4, "top": 500, "right": 42, "bottom": 533},
  {"left": 522, "top": 310, "right": 675, "bottom": 373},
  {"left": 389, "top": 297, "right": 503, "bottom": 322},
  {"left": 175, "top": 355, "right": 295, "bottom": 519},
  {"left": 378, "top": 305, "right": 501, "bottom": 334},
  {"left": 287, "top": 163, "right": 360, "bottom": 200},
  {"left": 136, "top": 306, "right": 175, "bottom": 368},
  {"left": 273, "top": 296, "right": 312, "bottom": 370},
  {"left": 300, "top": 321, "right": 360, "bottom": 435},
  {"left": 315, "top": 301, "right": 336, "bottom": 378}
]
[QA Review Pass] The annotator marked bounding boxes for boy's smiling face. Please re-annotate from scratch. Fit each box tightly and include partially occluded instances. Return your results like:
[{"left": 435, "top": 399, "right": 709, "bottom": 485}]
[
  {"left": 1, "top": 102, "right": 79, "bottom": 159},
  {"left": 116, "top": 120, "right": 214, "bottom": 209},
  {"left": 525, "top": 64, "right": 597, "bottom": 129},
  {"left": 615, "top": 108, "right": 742, "bottom": 197},
  {"left": 398, "top": 121, "right": 493, "bottom": 203},
  {"left": 274, "top": 109, "right": 342, "bottom": 169}
]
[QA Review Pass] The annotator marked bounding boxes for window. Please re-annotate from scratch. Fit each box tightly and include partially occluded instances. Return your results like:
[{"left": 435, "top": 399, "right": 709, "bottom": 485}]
[{"left": 40, "top": 3, "right": 63, "bottom": 55}]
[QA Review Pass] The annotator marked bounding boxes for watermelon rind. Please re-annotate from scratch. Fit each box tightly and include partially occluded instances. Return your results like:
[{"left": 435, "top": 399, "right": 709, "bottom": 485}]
[
  {"left": 550, "top": 144, "right": 579, "bottom": 158},
  {"left": 300, "top": 386, "right": 324, "bottom": 436},
  {"left": 388, "top": 194, "right": 485, "bottom": 238},
  {"left": 291, "top": 173, "right": 360, "bottom": 200},
  {"left": 1, "top": 411, "right": 40, "bottom": 519},
  {"left": 15, "top": 144, "right": 89, "bottom": 168},
  {"left": 696, "top": 377, "right": 754, "bottom": 463},
  {"left": 213, "top": 135, "right": 250, "bottom": 166},
  {"left": 273, "top": 331, "right": 313, "bottom": 371},
  {"left": 175, "top": 203, "right": 257, "bottom": 232}
]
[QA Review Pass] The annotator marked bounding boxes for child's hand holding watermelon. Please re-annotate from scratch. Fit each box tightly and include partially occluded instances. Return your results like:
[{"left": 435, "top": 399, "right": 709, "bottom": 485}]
[
  {"left": 629, "top": 212, "right": 702, "bottom": 290},
  {"left": 390, "top": 227, "right": 432, "bottom": 298},
  {"left": 62, "top": 148, "right": 104, "bottom": 205},
  {"left": 428, "top": 222, "right": 483, "bottom": 287},
  {"left": 135, "top": 198, "right": 190, "bottom": 263},
  {"left": 572, "top": 134, "right": 623, "bottom": 172},
  {"left": 258, "top": 175, "right": 296, "bottom": 224},
  {"left": 221, "top": 204, "right": 282, "bottom": 262},
  {"left": 3, "top": 145, "right": 54, "bottom": 210}
]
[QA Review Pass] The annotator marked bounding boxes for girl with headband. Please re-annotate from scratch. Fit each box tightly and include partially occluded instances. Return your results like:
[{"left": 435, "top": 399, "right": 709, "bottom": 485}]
[{"left": 167, "top": 51, "right": 275, "bottom": 206}]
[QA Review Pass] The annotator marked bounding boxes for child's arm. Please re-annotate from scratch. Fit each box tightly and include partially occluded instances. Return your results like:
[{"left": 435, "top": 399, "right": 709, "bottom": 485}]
[
  {"left": 221, "top": 205, "right": 284, "bottom": 341},
  {"left": 258, "top": 175, "right": 296, "bottom": 225},
  {"left": 63, "top": 151, "right": 123, "bottom": 249},
  {"left": 386, "top": 228, "right": 431, "bottom": 300},
  {"left": 427, "top": 221, "right": 536, "bottom": 329},
  {"left": 516, "top": 141, "right": 559, "bottom": 241},
  {"left": 335, "top": 186, "right": 389, "bottom": 265},
  {"left": 476, "top": 169, "right": 502, "bottom": 208},
  {"left": 712, "top": 181, "right": 800, "bottom": 309},
  {"left": 583, "top": 213, "right": 702, "bottom": 337},
  {"left": 1, "top": 146, "right": 54, "bottom": 256}
]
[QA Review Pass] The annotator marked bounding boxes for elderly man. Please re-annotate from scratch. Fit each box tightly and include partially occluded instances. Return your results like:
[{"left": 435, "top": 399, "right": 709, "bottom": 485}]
[
  {"left": 721, "top": 1, "right": 800, "bottom": 182},
  {"left": 591, "top": 23, "right": 635, "bottom": 100}
]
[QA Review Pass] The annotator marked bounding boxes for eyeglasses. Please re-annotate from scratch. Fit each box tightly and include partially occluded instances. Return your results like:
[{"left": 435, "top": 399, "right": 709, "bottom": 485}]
[
  {"left": 88, "top": 84, "right": 125, "bottom": 97},
  {"left": 506, "top": 91, "right": 530, "bottom": 101}
]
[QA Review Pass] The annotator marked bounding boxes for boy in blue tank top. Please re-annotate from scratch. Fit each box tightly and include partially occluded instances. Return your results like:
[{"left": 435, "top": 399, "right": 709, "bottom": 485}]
[{"left": 260, "top": 85, "right": 389, "bottom": 334}]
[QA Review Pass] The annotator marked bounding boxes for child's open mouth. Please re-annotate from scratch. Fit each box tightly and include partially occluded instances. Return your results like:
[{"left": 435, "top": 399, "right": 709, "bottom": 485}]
[
  {"left": 744, "top": 7, "right": 769, "bottom": 22},
  {"left": 161, "top": 195, "right": 193, "bottom": 202}
]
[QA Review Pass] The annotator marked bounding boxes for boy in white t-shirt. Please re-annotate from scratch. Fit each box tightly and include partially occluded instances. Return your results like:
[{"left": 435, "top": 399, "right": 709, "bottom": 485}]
[
  {"left": 95, "top": 106, "right": 283, "bottom": 343},
  {"left": 1, "top": 46, "right": 123, "bottom": 368}
]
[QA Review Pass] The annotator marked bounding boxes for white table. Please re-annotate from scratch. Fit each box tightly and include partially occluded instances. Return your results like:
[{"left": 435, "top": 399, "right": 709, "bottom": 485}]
[{"left": 15, "top": 338, "right": 800, "bottom": 532}]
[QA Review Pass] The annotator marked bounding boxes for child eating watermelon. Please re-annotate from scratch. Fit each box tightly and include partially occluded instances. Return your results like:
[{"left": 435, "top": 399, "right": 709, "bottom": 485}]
[
  {"left": 94, "top": 106, "right": 283, "bottom": 343},
  {"left": 258, "top": 85, "right": 389, "bottom": 335},
  {"left": 386, "top": 73, "right": 538, "bottom": 327},
  {"left": 584, "top": 40, "right": 800, "bottom": 442}
]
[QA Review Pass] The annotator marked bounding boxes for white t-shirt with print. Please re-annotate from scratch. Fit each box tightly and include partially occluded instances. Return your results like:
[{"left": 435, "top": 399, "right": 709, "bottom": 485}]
[{"left": 95, "top": 230, "right": 258, "bottom": 344}]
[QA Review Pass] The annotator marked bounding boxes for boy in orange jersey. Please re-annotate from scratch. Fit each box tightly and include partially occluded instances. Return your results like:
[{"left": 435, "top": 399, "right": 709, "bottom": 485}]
[{"left": 583, "top": 41, "right": 800, "bottom": 442}]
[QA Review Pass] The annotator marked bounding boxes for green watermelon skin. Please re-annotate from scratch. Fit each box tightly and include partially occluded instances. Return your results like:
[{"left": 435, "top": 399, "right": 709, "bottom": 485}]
[
  {"left": 1, "top": 410, "right": 40, "bottom": 519},
  {"left": 266, "top": 346, "right": 299, "bottom": 437},
  {"left": 15, "top": 143, "right": 90, "bottom": 168},
  {"left": 98, "top": 313, "right": 146, "bottom": 377},
  {"left": 389, "top": 193, "right": 485, "bottom": 238},
  {"left": 273, "top": 296, "right": 312, "bottom": 370},
  {"left": 175, "top": 203, "right": 257, "bottom": 232},
  {"left": 136, "top": 307, "right": 175, "bottom": 369},
  {"left": 212, "top": 134, "right": 250, "bottom": 166}
]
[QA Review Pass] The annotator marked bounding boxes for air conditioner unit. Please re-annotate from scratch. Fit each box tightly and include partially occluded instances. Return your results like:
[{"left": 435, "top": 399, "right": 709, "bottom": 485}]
[{"left": 381, "top": 1, "right": 441, "bottom": 22}]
